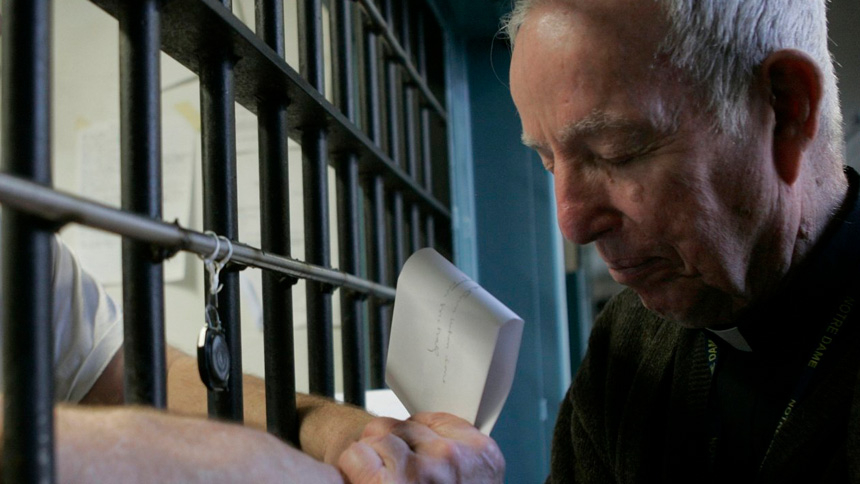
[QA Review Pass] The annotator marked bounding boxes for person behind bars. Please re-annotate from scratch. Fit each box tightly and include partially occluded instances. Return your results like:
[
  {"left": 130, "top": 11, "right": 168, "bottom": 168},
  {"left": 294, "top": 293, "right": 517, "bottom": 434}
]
[
  {"left": 338, "top": 0, "right": 860, "bottom": 481},
  {"left": 0, "top": 231, "right": 501, "bottom": 482}
]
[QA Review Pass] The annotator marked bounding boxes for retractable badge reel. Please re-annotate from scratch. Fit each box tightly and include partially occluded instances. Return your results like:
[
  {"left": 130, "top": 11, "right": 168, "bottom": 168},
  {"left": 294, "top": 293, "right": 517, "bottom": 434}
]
[{"left": 197, "top": 232, "right": 232, "bottom": 392}]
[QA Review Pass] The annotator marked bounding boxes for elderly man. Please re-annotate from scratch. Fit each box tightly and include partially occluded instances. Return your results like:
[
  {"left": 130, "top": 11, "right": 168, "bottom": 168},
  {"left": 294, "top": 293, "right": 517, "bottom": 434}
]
[{"left": 341, "top": 0, "right": 860, "bottom": 482}]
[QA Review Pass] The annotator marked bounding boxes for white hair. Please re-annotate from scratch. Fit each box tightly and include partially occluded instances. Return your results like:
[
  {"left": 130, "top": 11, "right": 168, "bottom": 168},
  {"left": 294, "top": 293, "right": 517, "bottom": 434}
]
[{"left": 503, "top": 0, "right": 844, "bottom": 162}]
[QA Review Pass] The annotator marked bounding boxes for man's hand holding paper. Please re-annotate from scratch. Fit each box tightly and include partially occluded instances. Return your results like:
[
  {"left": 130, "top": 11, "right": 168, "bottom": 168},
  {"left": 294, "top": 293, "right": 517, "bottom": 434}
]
[
  {"left": 338, "top": 413, "right": 504, "bottom": 483},
  {"left": 337, "top": 248, "right": 522, "bottom": 482}
]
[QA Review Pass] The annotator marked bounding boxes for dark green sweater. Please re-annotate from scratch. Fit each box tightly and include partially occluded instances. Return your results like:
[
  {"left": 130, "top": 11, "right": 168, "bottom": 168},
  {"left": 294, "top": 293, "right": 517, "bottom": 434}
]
[{"left": 549, "top": 289, "right": 860, "bottom": 483}]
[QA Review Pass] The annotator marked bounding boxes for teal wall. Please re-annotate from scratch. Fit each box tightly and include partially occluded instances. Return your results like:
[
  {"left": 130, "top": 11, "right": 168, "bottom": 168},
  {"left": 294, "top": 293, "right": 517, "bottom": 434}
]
[
  {"left": 428, "top": 0, "right": 573, "bottom": 480},
  {"left": 465, "top": 38, "right": 571, "bottom": 482}
]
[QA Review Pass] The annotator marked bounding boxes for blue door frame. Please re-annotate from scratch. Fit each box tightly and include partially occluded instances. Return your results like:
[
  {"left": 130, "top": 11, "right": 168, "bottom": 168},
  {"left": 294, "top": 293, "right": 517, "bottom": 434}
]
[{"left": 426, "top": 1, "right": 579, "bottom": 480}]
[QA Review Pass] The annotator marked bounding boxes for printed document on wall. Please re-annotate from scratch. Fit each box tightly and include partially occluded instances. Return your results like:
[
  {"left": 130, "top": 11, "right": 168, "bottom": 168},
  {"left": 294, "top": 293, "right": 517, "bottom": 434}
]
[{"left": 75, "top": 119, "right": 195, "bottom": 284}]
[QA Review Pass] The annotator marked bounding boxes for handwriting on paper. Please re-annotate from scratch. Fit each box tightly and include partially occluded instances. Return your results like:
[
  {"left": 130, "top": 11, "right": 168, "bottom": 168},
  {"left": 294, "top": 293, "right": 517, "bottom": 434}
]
[
  {"left": 424, "top": 278, "right": 479, "bottom": 383},
  {"left": 386, "top": 248, "right": 524, "bottom": 434}
]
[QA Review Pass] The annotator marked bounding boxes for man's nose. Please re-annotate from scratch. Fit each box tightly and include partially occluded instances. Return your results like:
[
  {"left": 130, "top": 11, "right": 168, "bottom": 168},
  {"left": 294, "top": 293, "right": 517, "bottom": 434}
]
[{"left": 553, "top": 164, "right": 620, "bottom": 245}]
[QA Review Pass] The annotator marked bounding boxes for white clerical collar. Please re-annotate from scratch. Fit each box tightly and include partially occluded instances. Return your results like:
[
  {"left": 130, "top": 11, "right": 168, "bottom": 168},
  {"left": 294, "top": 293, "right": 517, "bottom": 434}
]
[{"left": 706, "top": 326, "right": 753, "bottom": 352}]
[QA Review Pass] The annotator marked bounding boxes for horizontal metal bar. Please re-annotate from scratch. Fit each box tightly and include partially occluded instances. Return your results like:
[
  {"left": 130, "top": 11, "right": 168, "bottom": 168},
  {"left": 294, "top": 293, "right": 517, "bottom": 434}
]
[
  {"left": 88, "top": 0, "right": 450, "bottom": 223},
  {"left": 0, "top": 173, "right": 397, "bottom": 301},
  {"left": 355, "top": 0, "right": 446, "bottom": 121}
]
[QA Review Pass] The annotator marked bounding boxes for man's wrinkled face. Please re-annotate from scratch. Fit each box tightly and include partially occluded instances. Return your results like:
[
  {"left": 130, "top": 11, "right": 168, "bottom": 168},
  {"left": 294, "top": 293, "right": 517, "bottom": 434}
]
[{"left": 509, "top": 1, "right": 785, "bottom": 328}]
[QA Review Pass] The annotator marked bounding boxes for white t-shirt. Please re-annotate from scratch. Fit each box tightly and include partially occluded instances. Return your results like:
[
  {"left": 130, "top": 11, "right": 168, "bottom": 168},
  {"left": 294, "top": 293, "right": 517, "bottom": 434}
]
[{"left": 0, "top": 235, "right": 124, "bottom": 403}]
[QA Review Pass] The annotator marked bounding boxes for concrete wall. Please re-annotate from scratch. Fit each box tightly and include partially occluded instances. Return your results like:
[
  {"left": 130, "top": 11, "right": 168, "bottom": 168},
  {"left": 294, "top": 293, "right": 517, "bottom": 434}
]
[{"left": 44, "top": 0, "right": 345, "bottom": 393}]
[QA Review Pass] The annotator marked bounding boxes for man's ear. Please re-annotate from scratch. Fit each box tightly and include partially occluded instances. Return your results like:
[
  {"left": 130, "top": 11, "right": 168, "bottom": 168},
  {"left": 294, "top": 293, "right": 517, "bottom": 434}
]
[{"left": 760, "top": 49, "right": 823, "bottom": 186}]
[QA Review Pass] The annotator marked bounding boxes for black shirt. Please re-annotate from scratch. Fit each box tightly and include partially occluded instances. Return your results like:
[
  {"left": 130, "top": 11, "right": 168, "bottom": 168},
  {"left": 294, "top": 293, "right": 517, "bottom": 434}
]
[{"left": 708, "top": 167, "right": 860, "bottom": 481}]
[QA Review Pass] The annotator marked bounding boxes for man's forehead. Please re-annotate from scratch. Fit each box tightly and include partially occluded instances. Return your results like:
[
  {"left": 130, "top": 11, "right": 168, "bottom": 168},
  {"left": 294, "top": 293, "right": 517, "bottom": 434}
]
[{"left": 525, "top": 0, "right": 666, "bottom": 37}]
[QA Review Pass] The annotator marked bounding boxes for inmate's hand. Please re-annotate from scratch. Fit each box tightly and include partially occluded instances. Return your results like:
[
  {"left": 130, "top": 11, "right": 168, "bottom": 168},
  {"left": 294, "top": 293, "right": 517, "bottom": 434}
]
[{"left": 337, "top": 412, "right": 504, "bottom": 483}]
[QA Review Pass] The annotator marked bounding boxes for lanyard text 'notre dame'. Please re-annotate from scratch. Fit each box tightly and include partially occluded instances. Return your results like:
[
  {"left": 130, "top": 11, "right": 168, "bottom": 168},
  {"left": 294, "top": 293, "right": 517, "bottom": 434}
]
[{"left": 705, "top": 293, "right": 857, "bottom": 473}]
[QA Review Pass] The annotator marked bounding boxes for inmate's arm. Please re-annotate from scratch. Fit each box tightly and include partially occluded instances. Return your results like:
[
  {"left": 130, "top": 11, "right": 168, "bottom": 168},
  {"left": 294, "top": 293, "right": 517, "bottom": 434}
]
[
  {"left": 24, "top": 349, "right": 343, "bottom": 483},
  {"left": 83, "top": 346, "right": 373, "bottom": 464},
  {"left": 52, "top": 404, "right": 344, "bottom": 483},
  {"left": 85, "top": 347, "right": 504, "bottom": 483},
  {"left": 161, "top": 346, "right": 374, "bottom": 466},
  {"left": 162, "top": 349, "right": 506, "bottom": 482},
  {"left": 0, "top": 353, "right": 343, "bottom": 483}
]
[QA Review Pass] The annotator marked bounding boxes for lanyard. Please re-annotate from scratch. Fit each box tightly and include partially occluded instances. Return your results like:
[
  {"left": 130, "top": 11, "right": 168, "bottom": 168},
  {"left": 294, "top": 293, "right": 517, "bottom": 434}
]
[{"left": 706, "top": 293, "right": 858, "bottom": 473}]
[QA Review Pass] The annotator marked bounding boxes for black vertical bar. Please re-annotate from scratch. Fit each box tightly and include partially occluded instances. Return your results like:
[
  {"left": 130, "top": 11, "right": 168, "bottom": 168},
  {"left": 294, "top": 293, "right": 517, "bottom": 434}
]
[
  {"left": 416, "top": 7, "right": 433, "bottom": 193},
  {"left": 362, "top": 22, "right": 382, "bottom": 146},
  {"left": 384, "top": 0, "right": 406, "bottom": 269},
  {"left": 403, "top": 0, "right": 421, "bottom": 254},
  {"left": 392, "top": 191, "right": 406, "bottom": 272},
  {"left": 399, "top": 0, "right": 418, "bottom": 180},
  {"left": 383, "top": 0, "right": 395, "bottom": 42},
  {"left": 404, "top": 88, "right": 419, "bottom": 179},
  {"left": 336, "top": 156, "right": 365, "bottom": 405},
  {"left": 416, "top": 9, "right": 433, "bottom": 192},
  {"left": 119, "top": 0, "right": 167, "bottom": 409},
  {"left": 425, "top": 214, "right": 436, "bottom": 250},
  {"left": 400, "top": 1, "right": 419, "bottom": 181},
  {"left": 1, "top": 0, "right": 55, "bottom": 481},
  {"left": 382, "top": 1, "right": 401, "bottom": 167},
  {"left": 420, "top": 109, "right": 433, "bottom": 190},
  {"left": 200, "top": 0, "right": 243, "bottom": 420},
  {"left": 333, "top": 0, "right": 366, "bottom": 406},
  {"left": 385, "top": 61, "right": 402, "bottom": 166},
  {"left": 399, "top": 0, "right": 411, "bottom": 61},
  {"left": 365, "top": 177, "right": 390, "bottom": 388},
  {"left": 362, "top": 15, "right": 390, "bottom": 388},
  {"left": 410, "top": 204, "right": 421, "bottom": 251},
  {"left": 298, "top": 0, "right": 335, "bottom": 398},
  {"left": 400, "top": 2, "right": 421, "bottom": 255},
  {"left": 256, "top": 0, "right": 298, "bottom": 445},
  {"left": 415, "top": 6, "right": 427, "bottom": 77}
]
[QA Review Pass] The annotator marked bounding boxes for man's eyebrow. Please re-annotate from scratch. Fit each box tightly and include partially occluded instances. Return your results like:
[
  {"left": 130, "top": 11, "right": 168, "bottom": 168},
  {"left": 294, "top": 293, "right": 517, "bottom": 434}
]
[
  {"left": 563, "top": 110, "right": 679, "bottom": 151},
  {"left": 519, "top": 112, "right": 622, "bottom": 152},
  {"left": 520, "top": 133, "right": 548, "bottom": 152},
  {"left": 520, "top": 109, "right": 679, "bottom": 153},
  {"left": 559, "top": 111, "right": 649, "bottom": 143}
]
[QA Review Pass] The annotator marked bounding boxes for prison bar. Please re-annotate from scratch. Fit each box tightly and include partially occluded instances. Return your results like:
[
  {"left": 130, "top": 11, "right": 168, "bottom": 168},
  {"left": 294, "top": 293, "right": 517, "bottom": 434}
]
[
  {"left": 0, "top": 0, "right": 55, "bottom": 481},
  {"left": 2, "top": 0, "right": 451, "bottom": 477},
  {"left": 333, "top": 0, "right": 367, "bottom": 406},
  {"left": 382, "top": 0, "right": 409, "bottom": 280},
  {"left": 90, "top": 0, "right": 450, "bottom": 222},
  {"left": 354, "top": 0, "right": 446, "bottom": 120},
  {"left": 410, "top": 204, "right": 422, "bottom": 253},
  {"left": 255, "top": 0, "right": 300, "bottom": 446},
  {"left": 400, "top": 0, "right": 420, "bottom": 182},
  {"left": 298, "top": 0, "right": 336, "bottom": 398},
  {"left": 404, "top": 88, "right": 420, "bottom": 181},
  {"left": 200, "top": 0, "right": 245, "bottom": 422},
  {"left": 365, "top": 177, "right": 390, "bottom": 388},
  {"left": 361, "top": 14, "right": 392, "bottom": 388},
  {"left": 416, "top": 6, "right": 436, "bottom": 250},
  {"left": 0, "top": 174, "right": 397, "bottom": 301},
  {"left": 385, "top": 61, "right": 404, "bottom": 171},
  {"left": 392, "top": 191, "right": 407, "bottom": 272},
  {"left": 119, "top": 0, "right": 168, "bottom": 409},
  {"left": 420, "top": 110, "right": 435, "bottom": 249}
]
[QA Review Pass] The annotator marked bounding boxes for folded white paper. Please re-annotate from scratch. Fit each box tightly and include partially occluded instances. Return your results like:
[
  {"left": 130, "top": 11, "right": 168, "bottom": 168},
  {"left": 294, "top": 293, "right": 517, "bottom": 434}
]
[{"left": 386, "top": 248, "right": 524, "bottom": 434}]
